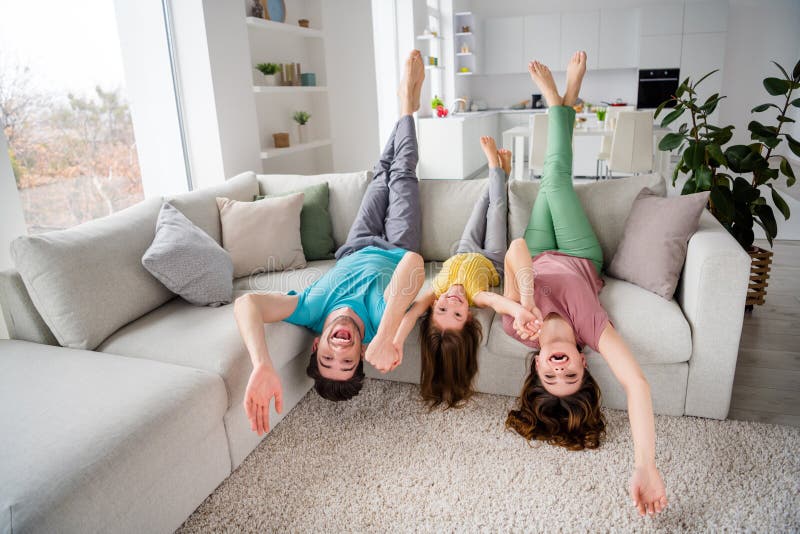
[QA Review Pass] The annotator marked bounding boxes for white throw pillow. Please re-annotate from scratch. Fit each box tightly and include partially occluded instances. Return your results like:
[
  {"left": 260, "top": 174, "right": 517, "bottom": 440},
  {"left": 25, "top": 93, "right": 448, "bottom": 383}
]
[{"left": 217, "top": 193, "right": 306, "bottom": 278}]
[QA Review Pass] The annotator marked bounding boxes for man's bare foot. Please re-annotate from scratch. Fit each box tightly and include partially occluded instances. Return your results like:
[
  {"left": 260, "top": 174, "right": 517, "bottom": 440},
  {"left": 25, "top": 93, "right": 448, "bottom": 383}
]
[
  {"left": 480, "top": 136, "right": 501, "bottom": 168},
  {"left": 498, "top": 149, "right": 512, "bottom": 176},
  {"left": 563, "top": 51, "right": 587, "bottom": 107},
  {"left": 399, "top": 50, "right": 425, "bottom": 116},
  {"left": 528, "top": 60, "right": 562, "bottom": 107}
]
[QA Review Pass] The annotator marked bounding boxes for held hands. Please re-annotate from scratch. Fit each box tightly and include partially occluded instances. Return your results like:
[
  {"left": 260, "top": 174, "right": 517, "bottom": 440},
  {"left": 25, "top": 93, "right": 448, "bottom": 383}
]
[
  {"left": 629, "top": 463, "right": 668, "bottom": 517},
  {"left": 512, "top": 304, "right": 543, "bottom": 341},
  {"left": 243, "top": 363, "right": 283, "bottom": 436}
]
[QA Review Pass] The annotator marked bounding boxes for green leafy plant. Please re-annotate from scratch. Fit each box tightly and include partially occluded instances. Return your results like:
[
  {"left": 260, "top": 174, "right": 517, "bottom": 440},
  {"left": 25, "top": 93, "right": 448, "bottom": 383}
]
[
  {"left": 431, "top": 95, "right": 444, "bottom": 109},
  {"left": 656, "top": 59, "right": 800, "bottom": 250},
  {"left": 255, "top": 62, "right": 280, "bottom": 75},
  {"left": 293, "top": 111, "right": 311, "bottom": 125}
]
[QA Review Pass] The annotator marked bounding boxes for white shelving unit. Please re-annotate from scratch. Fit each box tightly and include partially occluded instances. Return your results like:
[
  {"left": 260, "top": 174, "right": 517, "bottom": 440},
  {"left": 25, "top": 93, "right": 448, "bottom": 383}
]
[
  {"left": 245, "top": 3, "right": 333, "bottom": 174},
  {"left": 454, "top": 12, "right": 476, "bottom": 76}
]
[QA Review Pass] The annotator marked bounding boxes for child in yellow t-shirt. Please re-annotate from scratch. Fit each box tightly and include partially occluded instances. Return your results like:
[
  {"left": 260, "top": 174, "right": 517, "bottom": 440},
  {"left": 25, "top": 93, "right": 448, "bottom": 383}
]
[{"left": 394, "top": 136, "right": 541, "bottom": 408}]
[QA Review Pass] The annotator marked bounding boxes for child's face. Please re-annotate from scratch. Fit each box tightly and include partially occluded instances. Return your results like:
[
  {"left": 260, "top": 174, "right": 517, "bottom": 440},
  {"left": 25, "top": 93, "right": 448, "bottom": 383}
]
[{"left": 431, "top": 285, "right": 469, "bottom": 332}]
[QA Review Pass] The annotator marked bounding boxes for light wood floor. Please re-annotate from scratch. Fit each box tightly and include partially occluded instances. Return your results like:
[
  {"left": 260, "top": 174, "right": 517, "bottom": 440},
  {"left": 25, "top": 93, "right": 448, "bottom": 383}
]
[{"left": 728, "top": 239, "right": 800, "bottom": 427}]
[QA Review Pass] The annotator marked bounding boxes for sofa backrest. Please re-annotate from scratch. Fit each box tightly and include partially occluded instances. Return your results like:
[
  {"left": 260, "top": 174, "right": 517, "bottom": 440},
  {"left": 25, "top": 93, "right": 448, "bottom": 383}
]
[
  {"left": 256, "top": 171, "right": 371, "bottom": 248},
  {"left": 0, "top": 269, "right": 58, "bottom": 345},
  {"left": 508, "top": 173, "right": 666, "bottom": 266},
  {"left": 419, "top": 179, "right": 493, "bottom": 261}
]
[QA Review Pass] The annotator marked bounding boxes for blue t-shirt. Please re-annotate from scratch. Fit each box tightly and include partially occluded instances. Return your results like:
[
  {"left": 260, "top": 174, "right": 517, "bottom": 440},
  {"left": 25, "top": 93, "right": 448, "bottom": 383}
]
[{"left": 285, "top": 246, "right": 407, "bottom": 343}]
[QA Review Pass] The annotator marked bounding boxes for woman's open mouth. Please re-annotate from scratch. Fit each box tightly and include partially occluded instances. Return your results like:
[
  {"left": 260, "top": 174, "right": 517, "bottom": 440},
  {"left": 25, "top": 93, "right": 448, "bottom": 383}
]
[{"left": 549, "top": 353, "right": 569, "bottom": 364}]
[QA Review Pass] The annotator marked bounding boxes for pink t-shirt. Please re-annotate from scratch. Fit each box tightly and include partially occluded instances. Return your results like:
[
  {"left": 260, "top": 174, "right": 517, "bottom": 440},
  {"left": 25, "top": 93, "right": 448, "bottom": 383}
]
[{"left": 502, "top": 251, "right": 610, "bottom": 352}]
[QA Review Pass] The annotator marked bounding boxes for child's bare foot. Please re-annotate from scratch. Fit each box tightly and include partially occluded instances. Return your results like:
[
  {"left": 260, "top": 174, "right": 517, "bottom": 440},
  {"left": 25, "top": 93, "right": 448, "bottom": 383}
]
[
  {"left": 399, "top": 50, "right": 425, "bottom": 115},
  {"left": 563, "top": 51, "right": 587, "bottom": 107},
  {"left": 480, "top": 136, "right": 501, "bottom": 168},
  {"left": 498, "top": 149, "right": 512, "bottom": 176},
  {"left": 528, "top": 60, "right": 562, "bottom": 107}
]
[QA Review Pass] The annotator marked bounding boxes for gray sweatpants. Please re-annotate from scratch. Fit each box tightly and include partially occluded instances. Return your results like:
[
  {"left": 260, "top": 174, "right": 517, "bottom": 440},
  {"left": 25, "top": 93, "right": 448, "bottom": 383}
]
[
  {"left": 335, "top": 115, "right": 421, "bottom": 259},
  {"left": 455, "top": 166, "right": 508, "bottom": 276}
]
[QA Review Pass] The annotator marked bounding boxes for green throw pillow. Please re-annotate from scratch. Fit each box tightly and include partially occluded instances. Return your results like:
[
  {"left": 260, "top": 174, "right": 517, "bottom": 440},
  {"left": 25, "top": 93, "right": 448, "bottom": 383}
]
[{"left": 255, "top": 182, "right": 334, "bottom": 260}]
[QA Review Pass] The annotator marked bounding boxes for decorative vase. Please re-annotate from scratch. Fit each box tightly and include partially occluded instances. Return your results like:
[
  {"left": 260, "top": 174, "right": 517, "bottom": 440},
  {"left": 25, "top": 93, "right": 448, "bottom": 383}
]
[
  {"left": 745, "top": 245, "right": 773, "bottom": 310},
  {"left": 296, "top": 124, "right": 308, "bottom": 144}
]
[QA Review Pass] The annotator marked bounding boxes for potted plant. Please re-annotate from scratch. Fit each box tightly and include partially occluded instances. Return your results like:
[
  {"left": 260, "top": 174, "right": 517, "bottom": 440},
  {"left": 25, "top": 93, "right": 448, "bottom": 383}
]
[
  {"left": 293, "top": 111, "right": 311, "bottom": 143},
  {"left": 255, "top": 63, "right": 280, "bottom": 86},
  {"left": 656, "top": 59, "right": 800, "bottom": 308}
]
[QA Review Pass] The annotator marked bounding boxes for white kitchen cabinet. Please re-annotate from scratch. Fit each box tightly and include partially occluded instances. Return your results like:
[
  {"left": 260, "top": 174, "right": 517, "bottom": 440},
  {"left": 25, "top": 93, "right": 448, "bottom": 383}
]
[
  {"left": 484, "top": 17, "right": 524, "bottom": 75},
  {"left": 560, "top": 11, "right": 599, "bottom": 70},
  {"left": 639, "top": 34, "right": 683, "bottom": 68},
  {"left": 640, "top": 4, "right": 684, "bottom": 35},
  {"left": 598, "top": 8, "right": 639, "bottom": 70},
  {"left": 684, "top": 0, "right": 729, "bottom": 34},
  {"left": 523, "top": 13, "right": 560, "bottom": 68}
]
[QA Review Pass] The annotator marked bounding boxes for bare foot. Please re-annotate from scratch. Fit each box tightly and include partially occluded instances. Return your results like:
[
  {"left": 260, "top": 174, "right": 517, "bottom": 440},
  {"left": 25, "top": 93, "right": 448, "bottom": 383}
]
[
  {"left": 399, "top": 50, "right": 425, "bottom": 115},
  {"left": 498, "top": 149, "right": 512, "bottom": 176},
  {"left": 563, "top": 51, "right": 587, "bottom": 107},
  {"left": 480, "top": 136, "right": 501, "bottom": 168},
  {"left": 528, "top": 60, "right": 561, "bottom": 107}
]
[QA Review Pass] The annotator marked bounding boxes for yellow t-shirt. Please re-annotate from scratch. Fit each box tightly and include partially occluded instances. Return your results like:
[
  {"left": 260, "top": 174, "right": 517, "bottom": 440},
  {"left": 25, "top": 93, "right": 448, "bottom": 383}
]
[{"left": 432, "top": 252, "right": 500, "bottom": 305}]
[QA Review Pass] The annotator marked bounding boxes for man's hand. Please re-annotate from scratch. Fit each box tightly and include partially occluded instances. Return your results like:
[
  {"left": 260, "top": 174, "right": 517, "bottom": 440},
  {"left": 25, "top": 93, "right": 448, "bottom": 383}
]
[
  {"left": 389, "top": 339, "right": 404, "bottom": 371},
  {"left": 629, "top": 463, "right": 668, "bottom": 516},
  {"left": 365, "top": 334, "right": 397, "bottom": 373},
  {"left": 512, "top": 305, "right": 543, "bottom": 341},
  {"left": 243, "top": 363, "right": 283, "bottom": 436}
]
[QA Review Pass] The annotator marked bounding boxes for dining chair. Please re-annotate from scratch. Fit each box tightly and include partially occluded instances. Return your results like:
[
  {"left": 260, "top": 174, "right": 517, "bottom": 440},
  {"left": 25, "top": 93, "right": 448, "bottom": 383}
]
[
  {"left": 605, "top": 110, "right": 654, "bottom": 178},
  {"left": 527, "top": 113, "right": 548, "bottom": 179},
  {"left": 595, "top": 105, "right": 634, "bottom": 179}
]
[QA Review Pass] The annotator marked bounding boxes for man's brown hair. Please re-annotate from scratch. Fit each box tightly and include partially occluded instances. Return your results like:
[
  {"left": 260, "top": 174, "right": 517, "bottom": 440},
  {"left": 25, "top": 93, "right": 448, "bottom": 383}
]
[
  {"left": 306, "top": 350, "right": 365, "bottom": 401},
  {"left": 418, "top": 311, "right": 482, "bottom": 409},
  {"left": 506, "top": 355, "right": 606, "bottom": 450}
]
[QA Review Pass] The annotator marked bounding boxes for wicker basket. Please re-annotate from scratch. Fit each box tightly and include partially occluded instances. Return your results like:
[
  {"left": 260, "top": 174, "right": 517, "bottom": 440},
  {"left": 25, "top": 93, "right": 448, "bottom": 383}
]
[{"left": 745, "top": 245, "right": 773, "bottom": 310}]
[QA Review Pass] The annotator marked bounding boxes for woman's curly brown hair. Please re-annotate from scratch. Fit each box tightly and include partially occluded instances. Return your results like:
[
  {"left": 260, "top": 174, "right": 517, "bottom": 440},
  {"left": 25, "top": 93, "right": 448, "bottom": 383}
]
[
  {"left": 506, "top": 355, "right": 606, "bottom": 450},
  {"left": 418, "top": 310, "right": 482, "bottom": 409}
]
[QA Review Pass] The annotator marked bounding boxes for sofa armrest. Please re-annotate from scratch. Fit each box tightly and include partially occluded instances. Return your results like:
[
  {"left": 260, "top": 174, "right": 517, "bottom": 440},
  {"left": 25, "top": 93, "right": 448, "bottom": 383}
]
[{"left": 677, "top": 211, "right": 750, "bottom": 419}]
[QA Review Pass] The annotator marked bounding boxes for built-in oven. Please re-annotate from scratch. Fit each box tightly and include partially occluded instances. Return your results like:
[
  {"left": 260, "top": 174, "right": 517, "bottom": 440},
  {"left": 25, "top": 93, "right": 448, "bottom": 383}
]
[{"left": 637, "top": 69, "right": 680, "bottom": 109}]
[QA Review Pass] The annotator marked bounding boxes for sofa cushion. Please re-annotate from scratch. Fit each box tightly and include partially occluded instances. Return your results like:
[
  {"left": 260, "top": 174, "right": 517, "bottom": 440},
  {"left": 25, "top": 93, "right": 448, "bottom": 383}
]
[
  {"left": 508, "top": 174, "right": 666, "bottom": 267},
  {"left": 96, "top": 299, "right": 314, "bottom": 410},
  {"left": 419, "top": 179, "right": 495, "bottom": 261},
  {"left": 486, "top": 275, "right": 691, "bottom": 365},
  {"left": 257, "top": 171, "right": 371, "bottom": 248},
  {"left": 142, "top": 202, "right": 234, "bottom": 307},
  {"left": 10, "top": 197, "right": 173, "bottom": 350},
  {"left": 0, "top": 340, "right": 230, "bottom": 534},
  {"left": 166, "top": 171, "right": 259, "bottom": 244},
  {"left": 217, "top": 193, "right": 306, "bottom": 277}
]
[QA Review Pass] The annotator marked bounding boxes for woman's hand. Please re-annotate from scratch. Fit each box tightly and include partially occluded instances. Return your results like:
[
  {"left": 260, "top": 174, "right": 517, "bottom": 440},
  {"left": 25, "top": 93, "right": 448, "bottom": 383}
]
[
  {"left": 512, "top": 305, "right": 542, "bottom": 340},
  {"left": 629, "top": 463, "right": 668, "bottom": 516},
  {"left": 243, "top": 363, "right": 283, "bottom": 436}
]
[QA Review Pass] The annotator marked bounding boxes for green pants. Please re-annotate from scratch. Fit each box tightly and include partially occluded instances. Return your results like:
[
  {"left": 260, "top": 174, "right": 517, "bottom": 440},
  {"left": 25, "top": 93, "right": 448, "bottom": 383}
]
[{"left": 523, "top": 106, "right": 603, "bottom": 274}]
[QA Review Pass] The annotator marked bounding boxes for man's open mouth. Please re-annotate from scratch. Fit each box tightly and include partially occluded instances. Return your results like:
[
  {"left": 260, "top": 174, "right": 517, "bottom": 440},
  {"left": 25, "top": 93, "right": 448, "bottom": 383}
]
[{"left": 332, "top": 328, "right": 352, "bottom": 342}]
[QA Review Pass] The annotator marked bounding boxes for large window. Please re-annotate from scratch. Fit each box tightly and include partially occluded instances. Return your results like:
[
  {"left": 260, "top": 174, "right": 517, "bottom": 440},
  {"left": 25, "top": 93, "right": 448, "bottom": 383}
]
[{"left": 0, "top": 0, "right": 143, "bottom": 233}]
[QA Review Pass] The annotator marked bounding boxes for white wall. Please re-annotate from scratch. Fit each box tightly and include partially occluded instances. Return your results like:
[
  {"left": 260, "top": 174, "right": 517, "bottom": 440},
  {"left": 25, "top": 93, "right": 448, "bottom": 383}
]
[{"left": 322, "top": 0, "right": 380, "bottom": 172}]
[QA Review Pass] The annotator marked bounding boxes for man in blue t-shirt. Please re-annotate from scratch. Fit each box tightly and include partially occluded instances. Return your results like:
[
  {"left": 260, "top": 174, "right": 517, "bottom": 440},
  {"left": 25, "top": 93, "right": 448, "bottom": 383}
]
[{"left": 234, "top": 51, "right": 427, "bottom": 434}]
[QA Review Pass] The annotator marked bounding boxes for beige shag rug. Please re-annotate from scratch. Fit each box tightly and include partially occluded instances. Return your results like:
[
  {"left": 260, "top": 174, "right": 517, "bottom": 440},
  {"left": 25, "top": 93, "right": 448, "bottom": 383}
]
[{"left": 178, "top": 380, "right": 799, "bottom": 533}]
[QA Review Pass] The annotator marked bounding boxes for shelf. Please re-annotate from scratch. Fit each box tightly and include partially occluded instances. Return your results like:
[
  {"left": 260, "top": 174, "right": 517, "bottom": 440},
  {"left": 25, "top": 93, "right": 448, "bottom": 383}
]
[
  {"left": 260, "top": 139, "right": 332, "bottom": 159},
  {"left": 424, "top": 65, "right": 443, "bottom": 70},
  {"left": 456, "top": 52, "right": 474, "bottom": 56},
  {"left": 455, "top": 32, "right": 473, "bottom": 36},
  {"left": 246, "top": 17, "right": 323, "bottom": 38},
  {"left": 456, "top": 72, "right": 474, "bottom": 76},
  {"left": 455, "top": 11, "right": 473, "bottom": 16},
  {"left": 416, "top": 34, "right": 442, "bottom": 41},
  {"left": 253, "top": 86, "right": 328, "bottom": 94}
]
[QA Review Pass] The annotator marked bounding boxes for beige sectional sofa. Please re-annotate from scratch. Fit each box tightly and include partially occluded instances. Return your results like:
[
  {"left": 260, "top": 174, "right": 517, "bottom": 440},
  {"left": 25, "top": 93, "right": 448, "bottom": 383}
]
[{"left": 0, "top": 170, "right": 750, "bottom": 533}]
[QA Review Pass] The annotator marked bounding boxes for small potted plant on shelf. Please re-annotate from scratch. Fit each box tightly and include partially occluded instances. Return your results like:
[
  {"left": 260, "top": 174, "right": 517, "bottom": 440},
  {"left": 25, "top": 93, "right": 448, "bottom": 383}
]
[
  {"left": 255, "top": 63, "right": 280, "bottom": 86},
  {"left": 655, "top": 59, "right": 800, "bottom": 309},
  {"left": 293, "top": 111, "right": 311, "bottom": 143}
]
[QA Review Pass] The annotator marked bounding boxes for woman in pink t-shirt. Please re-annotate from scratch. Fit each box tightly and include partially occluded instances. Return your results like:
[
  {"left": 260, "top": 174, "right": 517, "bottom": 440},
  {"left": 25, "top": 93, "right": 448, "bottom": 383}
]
[{"left": 502, "top": 53, "right": 667, "bottom": 517}]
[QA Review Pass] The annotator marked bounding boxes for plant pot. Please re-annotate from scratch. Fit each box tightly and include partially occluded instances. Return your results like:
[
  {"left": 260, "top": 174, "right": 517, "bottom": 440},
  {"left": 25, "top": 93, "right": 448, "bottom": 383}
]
[
  {"left": 296, "top": 124, "right": 308, "bottom": 144},
  {"left": 745, "top": 245, "right": 773, "bottom": 310},
  {"left": 262, "top": 73, "right": 279, "bottom": 86}
]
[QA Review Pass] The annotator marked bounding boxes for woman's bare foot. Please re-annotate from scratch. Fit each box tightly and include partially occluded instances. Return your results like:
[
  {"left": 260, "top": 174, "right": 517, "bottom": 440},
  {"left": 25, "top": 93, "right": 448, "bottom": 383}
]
[
  {"left": 528, "top": 60, "right": 561, "bottom": 107},
  {"left": 480, "top": 136, "right": 501, "bottom": 168},
  {"left": 498, "top": 149, "right": 512, "bottom": 176},
  {"left": 399, "top": 50, "right": 425, "bottom": 116},
  {"left": 563, "top": 51, "right": 587, "bottom": 107}
]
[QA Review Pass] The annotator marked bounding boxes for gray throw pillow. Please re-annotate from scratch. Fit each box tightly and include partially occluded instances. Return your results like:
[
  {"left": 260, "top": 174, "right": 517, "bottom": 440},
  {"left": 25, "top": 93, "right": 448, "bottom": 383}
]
[
  {"left": 607, "top": 187, "right": 710, "bottom": 300},
  {"left": 142, "top": 202, "right": 234, "bottom": 307}
]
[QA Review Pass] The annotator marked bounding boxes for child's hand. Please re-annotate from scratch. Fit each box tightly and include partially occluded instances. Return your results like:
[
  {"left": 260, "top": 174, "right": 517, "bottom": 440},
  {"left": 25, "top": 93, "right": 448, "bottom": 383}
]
[
  {"left": 629, "top": 464, "right": 668, "bottom": 516},
  {"left": 512, "top": 306, "right": 541, "bottom": 340}
]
